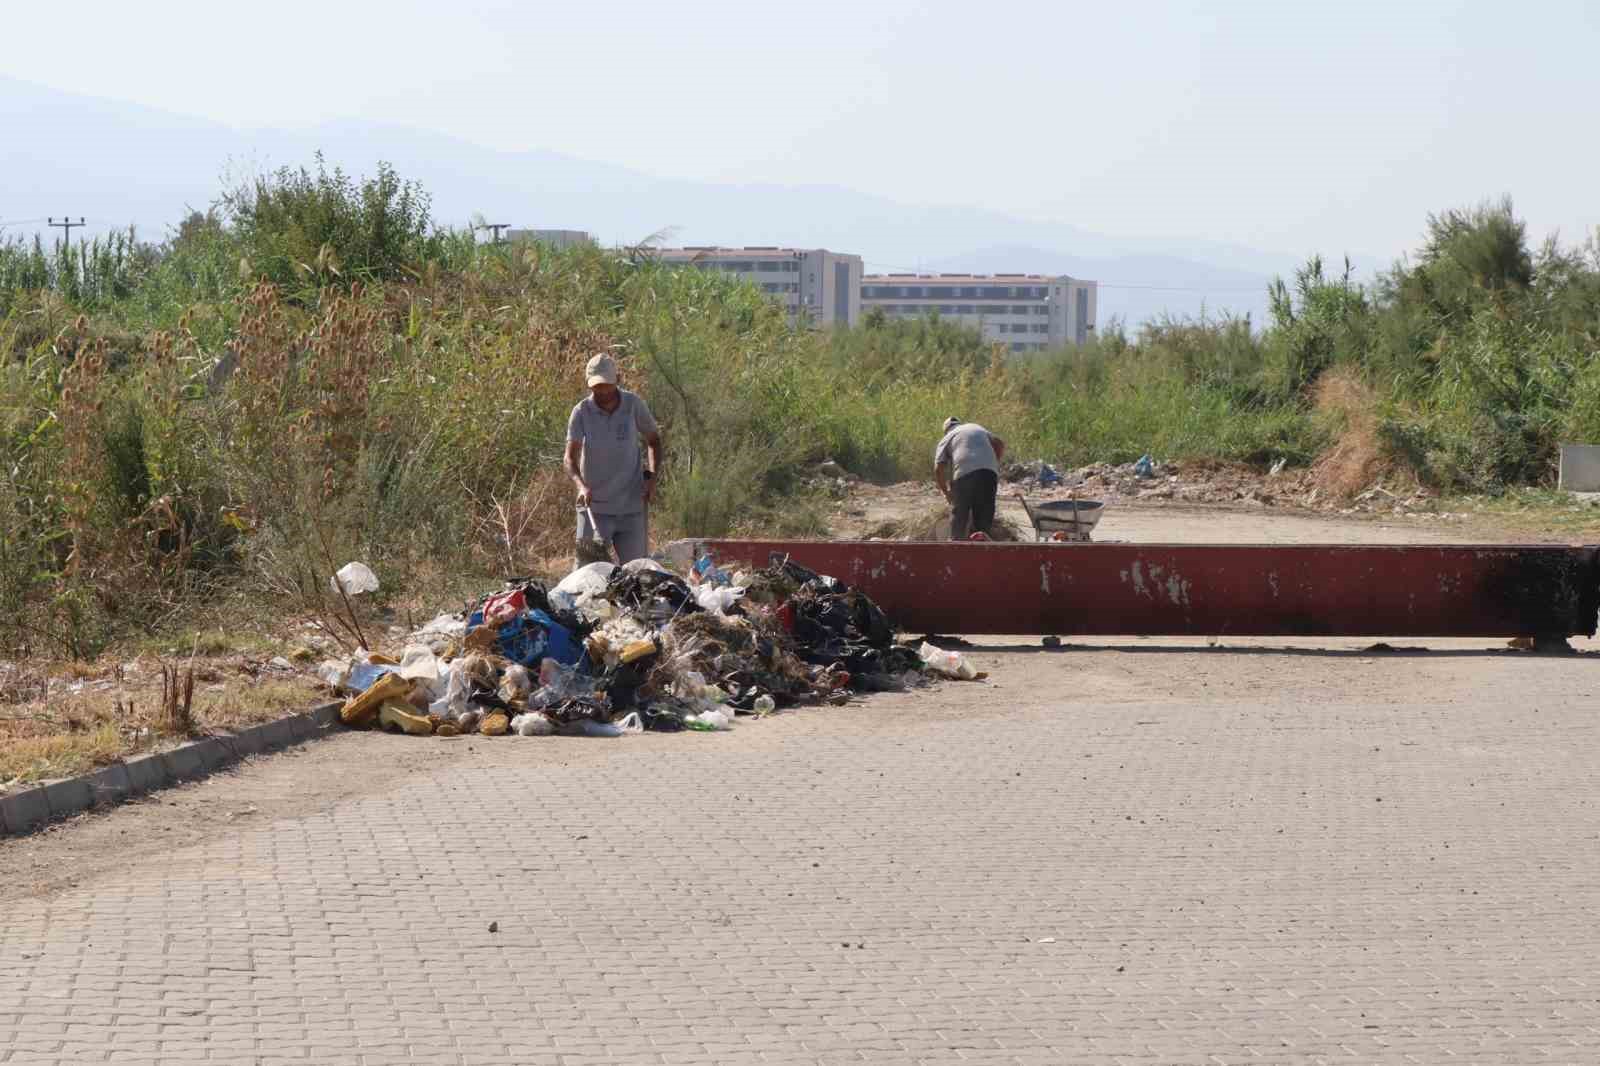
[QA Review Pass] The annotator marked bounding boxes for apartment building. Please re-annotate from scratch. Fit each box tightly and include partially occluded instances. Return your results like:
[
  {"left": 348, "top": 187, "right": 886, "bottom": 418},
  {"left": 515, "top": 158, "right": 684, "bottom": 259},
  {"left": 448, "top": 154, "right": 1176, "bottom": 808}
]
[
  {"left": 652, "top": 247, "right": 863, "bottom": 328},
  {"left": 859, "top": 274, "right": 1098, "bottom": 352}
]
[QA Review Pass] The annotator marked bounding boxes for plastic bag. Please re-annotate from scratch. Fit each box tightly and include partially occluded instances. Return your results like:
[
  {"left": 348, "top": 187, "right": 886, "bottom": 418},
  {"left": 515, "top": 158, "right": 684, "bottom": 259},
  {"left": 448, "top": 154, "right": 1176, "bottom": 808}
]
[
  {"left": 684, "top": 707, "right": 733, "bottom": 731},
  {"left": 397, "top": 645, "right": 441, "bottom": 683},
  {"left": 499, "top": 664, "right": 533, "bottom": 703},
  {"left": 331, "top": 562, "right": 379, "bottom": 596},
  {"left": 623, "top": 557, "right": 667, "bottom": 574},
  {"left": 427, "top": 664, "right": 471, "bottom": 718},
  {"left": 696, "top": 585, "right": 745, "bottom": 615},
  {"left": 918, "top": 641, "right": 978, "bottom": 680},
  {"left": 347, "top": 661, "right": 396, "bottom": 693},
  {"left": 532, "top": 658, "right": 598, "bottom": 706},
  {"left": 510, "top": 711, "right": 555, "bottom": 736},
  {"left": 551, "top": 561, "right": 615, "bottom": 616},
  {"left": 583, "top": 711, "right": 643, "bottom": 737}
]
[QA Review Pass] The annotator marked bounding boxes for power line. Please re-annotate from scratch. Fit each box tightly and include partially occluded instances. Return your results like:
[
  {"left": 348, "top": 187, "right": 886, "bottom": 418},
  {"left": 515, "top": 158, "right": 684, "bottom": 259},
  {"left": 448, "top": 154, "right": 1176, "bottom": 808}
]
[{"left": 0, "top": 217, "right": 50, "bottom": 231}]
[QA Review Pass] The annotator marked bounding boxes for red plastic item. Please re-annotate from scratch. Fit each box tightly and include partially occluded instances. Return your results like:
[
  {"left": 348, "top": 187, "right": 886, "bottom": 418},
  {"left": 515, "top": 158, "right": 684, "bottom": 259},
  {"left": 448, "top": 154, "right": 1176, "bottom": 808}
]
[{"left": 481, "top": 588, "right": 526, "bottom": 625}]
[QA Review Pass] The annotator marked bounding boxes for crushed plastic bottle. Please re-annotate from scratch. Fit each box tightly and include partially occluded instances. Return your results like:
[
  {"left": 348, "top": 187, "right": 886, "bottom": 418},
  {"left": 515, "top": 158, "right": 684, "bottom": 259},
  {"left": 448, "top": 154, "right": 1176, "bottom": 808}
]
[
  {"left": 752, "top": 694, "right": 776, "bottom": 716},
  {"left": 918, "top": 641, "right": 978, "bottom": 680}
]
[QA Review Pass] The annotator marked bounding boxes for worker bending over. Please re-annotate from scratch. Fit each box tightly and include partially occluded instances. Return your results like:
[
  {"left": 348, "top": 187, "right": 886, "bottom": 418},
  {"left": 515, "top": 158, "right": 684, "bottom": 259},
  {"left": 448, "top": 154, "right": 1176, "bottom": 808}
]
[{"left": 934, "top": 416, "right": 1006, "bottom": 540}]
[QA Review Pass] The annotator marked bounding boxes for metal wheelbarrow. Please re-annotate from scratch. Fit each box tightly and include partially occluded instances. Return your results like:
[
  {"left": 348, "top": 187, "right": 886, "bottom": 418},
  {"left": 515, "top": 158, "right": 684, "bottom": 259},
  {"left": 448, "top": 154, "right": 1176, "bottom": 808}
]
[{"left": 1016, "top": 492, "right": 1105, "bottom": 542}]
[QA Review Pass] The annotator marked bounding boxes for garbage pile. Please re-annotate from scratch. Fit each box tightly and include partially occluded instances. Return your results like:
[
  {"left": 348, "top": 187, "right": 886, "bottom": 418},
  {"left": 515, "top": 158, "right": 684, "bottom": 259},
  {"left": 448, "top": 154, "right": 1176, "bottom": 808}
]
[{"left": 324, "top": 552, "right": 975, "bottom": 738}]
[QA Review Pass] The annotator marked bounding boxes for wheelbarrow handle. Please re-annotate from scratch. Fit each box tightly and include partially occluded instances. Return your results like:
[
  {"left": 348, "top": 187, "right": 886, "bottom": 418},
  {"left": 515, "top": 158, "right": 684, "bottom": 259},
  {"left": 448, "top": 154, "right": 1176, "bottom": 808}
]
[{"left": 1014, "top": 492, "right": 1038, "bottom": 533}]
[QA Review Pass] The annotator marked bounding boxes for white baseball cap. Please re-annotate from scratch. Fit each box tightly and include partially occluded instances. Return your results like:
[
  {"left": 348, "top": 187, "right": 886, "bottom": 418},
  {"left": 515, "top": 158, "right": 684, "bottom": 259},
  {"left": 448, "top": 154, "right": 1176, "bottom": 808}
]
[{"left": 585, "top": 353, "right": 618, "bottom": 387}]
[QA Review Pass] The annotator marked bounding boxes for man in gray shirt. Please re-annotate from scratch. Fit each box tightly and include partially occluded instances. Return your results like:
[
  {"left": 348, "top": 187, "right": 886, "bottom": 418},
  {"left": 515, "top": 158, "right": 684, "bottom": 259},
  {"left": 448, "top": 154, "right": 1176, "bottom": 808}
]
[
  {"left": 934, "top": 416, "right": 1006, "bottom": 540},
  {"left": 564, "top": 353, "right": 664, "bottom": 564}
]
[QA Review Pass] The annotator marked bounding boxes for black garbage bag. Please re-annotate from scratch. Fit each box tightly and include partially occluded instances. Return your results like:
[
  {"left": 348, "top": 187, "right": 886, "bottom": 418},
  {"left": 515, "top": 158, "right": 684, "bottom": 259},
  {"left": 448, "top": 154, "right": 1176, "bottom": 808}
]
[
  {"left": 597, "top": 654, "right": 657, "bottom": 712},
  {"left": 543, "top": 696, "right": 611, "bottom": 725},
  {"left": 638, "top": 701, "right": 687, "bottom": 732},
  {"left": 606, "top": 568, "right": 700, "bottom": 620}
]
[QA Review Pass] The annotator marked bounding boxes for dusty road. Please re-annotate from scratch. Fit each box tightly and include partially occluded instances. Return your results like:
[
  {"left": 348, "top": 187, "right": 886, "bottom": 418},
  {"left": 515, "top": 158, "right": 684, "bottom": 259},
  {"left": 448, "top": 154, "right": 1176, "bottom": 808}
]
[{"left": 3, "top": 504, "right": 1598, "bottom": 1064}]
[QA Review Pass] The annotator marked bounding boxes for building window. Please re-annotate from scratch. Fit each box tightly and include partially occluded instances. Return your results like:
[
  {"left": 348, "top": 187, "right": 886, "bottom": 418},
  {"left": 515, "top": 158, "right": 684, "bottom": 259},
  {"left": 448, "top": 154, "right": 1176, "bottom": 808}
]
[{"left": 757, "top": 262, "right": 781, "bottom": 272}]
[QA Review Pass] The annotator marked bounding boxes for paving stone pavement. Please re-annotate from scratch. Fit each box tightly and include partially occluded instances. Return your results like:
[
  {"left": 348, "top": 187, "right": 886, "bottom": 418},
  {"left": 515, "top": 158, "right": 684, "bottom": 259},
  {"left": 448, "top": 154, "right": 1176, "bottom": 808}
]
[{"left": 4, "top": 641, "right": 1600, "bottom": 1065}]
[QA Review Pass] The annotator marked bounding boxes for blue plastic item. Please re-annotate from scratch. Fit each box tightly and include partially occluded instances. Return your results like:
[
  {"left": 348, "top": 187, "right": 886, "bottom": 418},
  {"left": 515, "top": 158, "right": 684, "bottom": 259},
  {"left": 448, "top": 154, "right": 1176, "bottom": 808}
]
[
  {"left": 348, "top": 662, "right": 395, "bottom": 692},
  {"left": 495, "top": 608, "right": 582, "bottom": 668},
  {"left": 1037, "top": 462, "right": 1063, "bottom": 487},
  {"left": 1133, "top": 454, "right": 1155, "bottom": 478}
]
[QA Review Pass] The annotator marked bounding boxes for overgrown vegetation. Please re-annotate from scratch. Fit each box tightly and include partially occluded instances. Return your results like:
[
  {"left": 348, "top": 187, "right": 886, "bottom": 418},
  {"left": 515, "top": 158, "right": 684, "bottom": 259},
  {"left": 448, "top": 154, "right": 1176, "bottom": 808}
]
[{"left": 2, "top": 168, "right": 1598, "bottom": 660}]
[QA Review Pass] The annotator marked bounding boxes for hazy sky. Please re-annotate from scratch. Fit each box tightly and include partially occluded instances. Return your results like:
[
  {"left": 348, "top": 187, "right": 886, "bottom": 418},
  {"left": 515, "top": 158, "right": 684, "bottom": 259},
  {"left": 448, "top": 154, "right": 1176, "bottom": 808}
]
[{"left": 5, "top": 0, "right": 1598, "bottom": 262}]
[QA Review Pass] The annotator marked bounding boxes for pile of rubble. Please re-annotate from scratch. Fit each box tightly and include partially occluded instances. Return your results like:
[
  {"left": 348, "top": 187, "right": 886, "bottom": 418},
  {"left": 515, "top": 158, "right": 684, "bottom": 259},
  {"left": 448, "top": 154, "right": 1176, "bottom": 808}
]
[
  {"left": 1006, "top": 457, "right": 1449, "bottom": 516},
  {"left": 323, "top": 553, "right": 970, "bottom": 739}
]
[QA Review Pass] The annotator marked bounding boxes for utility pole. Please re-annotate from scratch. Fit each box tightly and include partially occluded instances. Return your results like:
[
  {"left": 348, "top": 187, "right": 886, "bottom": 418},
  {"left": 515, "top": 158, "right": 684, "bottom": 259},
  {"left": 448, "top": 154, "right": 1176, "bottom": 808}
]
[
  {"left": 477, "top": 223, "right": 510, "bottom": 244},
  {"left": 48, "top": 216, "right": 86, "bottom": 247}
]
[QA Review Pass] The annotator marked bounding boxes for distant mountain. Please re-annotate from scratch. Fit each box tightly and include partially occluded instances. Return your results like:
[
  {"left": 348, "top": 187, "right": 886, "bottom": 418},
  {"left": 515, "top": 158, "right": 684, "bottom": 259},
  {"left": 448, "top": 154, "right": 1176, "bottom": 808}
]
[{"left": 1, "top": 74, "right": 1349, "bottom": 325}]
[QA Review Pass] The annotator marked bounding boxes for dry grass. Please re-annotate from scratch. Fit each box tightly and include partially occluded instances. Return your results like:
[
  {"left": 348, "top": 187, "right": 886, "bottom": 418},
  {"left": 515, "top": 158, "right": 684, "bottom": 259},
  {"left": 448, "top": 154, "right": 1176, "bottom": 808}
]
[
  {"left": 1, "top": 650, "right": 325, "bottom": 788},
  {"left": 1307, "top": 367, "right": 1406, "bottom": 501}
]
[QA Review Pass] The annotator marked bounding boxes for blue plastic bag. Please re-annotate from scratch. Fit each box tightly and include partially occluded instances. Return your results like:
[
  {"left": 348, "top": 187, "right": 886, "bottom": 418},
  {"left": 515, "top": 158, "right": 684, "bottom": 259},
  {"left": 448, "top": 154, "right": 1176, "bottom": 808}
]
[
  {"left": 495, "top": 609, "right": 582, "bottom": 668},
  {"left": 348, "top": 661, "right": 396, "bottom": 693}
]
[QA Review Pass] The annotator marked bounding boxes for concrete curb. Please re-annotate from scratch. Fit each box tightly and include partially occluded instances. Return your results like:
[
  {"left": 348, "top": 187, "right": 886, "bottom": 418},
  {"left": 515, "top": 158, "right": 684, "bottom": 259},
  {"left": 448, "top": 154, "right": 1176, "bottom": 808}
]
[{"left": 0, "top": 702, "right": 342, "bottom": 838}]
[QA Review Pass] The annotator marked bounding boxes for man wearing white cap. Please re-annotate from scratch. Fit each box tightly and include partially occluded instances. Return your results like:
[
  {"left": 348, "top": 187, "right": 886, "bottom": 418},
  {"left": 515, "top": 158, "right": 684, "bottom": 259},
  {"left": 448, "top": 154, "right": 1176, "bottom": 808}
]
[
  {"left": 563, "top": 353, "right": 663, "bottom": 564},
  {"left": 934, "top": 416, "right": 1005, "bottom": 541}
]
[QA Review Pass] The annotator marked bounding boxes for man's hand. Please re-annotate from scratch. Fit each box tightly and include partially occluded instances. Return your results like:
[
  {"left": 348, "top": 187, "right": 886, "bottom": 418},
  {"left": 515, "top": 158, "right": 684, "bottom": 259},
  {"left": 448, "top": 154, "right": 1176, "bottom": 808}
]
[
  {"left": 574, "top": 480, "right": 591, "bottom": 508},
  {"left": 641, "top": 476, "right": 656, "bottom": 505}
]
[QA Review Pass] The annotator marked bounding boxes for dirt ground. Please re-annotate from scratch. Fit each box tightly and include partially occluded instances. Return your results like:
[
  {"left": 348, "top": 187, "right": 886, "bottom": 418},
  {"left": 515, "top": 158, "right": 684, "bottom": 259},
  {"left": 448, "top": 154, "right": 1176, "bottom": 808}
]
[{"left": 6, "top": 494, "right": 1594, "bottom": 904}]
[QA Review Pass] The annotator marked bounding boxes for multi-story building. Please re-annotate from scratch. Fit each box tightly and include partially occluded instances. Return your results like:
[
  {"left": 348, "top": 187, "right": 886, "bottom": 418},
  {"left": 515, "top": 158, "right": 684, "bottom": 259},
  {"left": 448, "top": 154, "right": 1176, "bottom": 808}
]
[
  {"left": 859, "top": 274, "right": 1098, "bottom": 352},
  {"left": 652, "top": 247, "right": 863, "bottom": 328}
]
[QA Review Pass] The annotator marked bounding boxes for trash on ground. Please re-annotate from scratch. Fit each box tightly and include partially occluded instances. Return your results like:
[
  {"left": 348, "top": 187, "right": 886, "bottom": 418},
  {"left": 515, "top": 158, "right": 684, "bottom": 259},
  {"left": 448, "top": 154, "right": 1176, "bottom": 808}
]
[
  {"left": 332, "top": 561, "right": 380, "bottom": 597},
  {"left": 329, "top": 548, "right": 950, "bottom": 739},
  {"left": 917, "top": 641, "right": 983, "bottom": 681}
]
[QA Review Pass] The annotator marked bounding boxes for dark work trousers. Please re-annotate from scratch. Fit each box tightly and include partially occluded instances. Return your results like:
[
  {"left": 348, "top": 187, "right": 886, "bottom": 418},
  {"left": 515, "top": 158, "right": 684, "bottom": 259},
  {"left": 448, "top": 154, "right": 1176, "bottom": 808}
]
[{"left": 950, "top": 469, "right": 999, "bottom": 540}]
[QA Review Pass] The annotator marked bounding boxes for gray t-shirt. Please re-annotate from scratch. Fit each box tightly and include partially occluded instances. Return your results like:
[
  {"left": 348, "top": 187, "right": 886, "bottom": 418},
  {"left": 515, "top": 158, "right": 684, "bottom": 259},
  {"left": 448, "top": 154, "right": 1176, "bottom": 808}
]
[
  {"left": 567, "top": 390, "right": 659, "bottom": 515},
  {"left": 934, "top": 423, "right": 1000, "bottom": 481}
]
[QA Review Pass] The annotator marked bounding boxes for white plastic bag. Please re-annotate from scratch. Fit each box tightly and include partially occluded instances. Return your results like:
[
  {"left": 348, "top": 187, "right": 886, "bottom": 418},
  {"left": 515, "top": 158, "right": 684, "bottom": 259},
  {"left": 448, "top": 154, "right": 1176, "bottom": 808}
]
[
  {"left": 499, "top": 664, "right": 533, "bottom": 702},
  {"left": 622, "top": 557, "right": 667, "bottom": 574},
  {"left": 918, "top": 641, "right": 978, "bottom": 680},
  {"left": 510, "top": 711, "right": 555, "bottom": 736},
  {"left": 427, "top": 663, "right": 471, "bottom": 718},
  {"left": 695, "top": 585, "right": 745, "bottom": 615},
  {"left": 554, "top": 561, "right": 614, "bottom": 599},
  {"left": 397, "top": 645, "right": 441, "bottom": 683},
  {"left": 684, "top": 706, "right": 732, "bottom": 731},
  {"left": 331, "top": 562, "right": 379, "bottom": 597}
]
